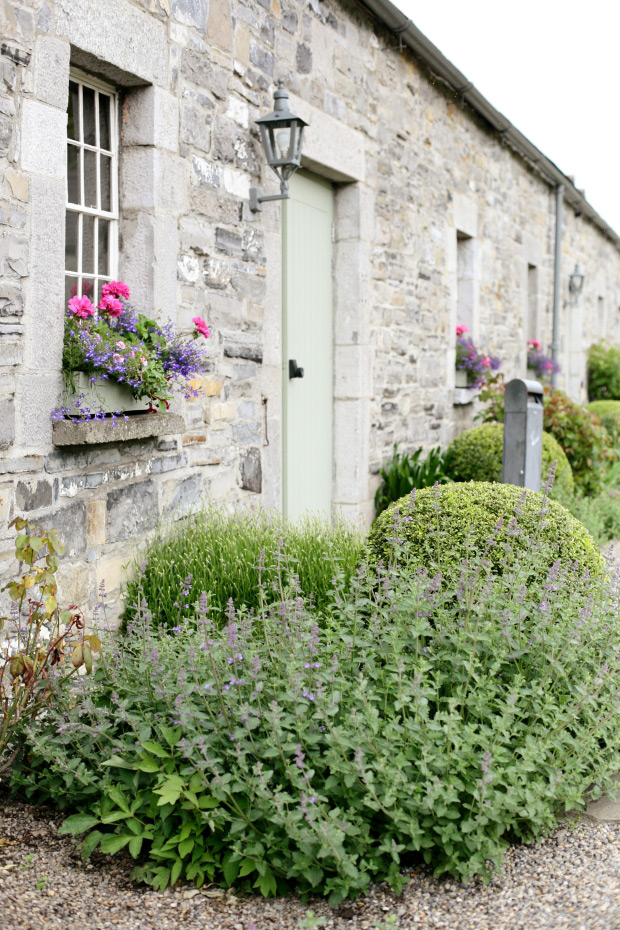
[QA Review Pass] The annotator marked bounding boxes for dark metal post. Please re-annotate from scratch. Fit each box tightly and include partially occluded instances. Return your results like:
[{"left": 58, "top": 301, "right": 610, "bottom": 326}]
[{"left": 502, "top": 378, "right": 544, "bottom": 492}]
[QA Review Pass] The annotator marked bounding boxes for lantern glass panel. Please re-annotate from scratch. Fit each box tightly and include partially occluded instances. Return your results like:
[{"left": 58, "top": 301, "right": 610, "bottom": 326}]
[
  {"left": 259, "top": 125, "right": 275, "bottom": 165},
  {"left": 274, "top": 126, "right": 292, "bottom": 160}
]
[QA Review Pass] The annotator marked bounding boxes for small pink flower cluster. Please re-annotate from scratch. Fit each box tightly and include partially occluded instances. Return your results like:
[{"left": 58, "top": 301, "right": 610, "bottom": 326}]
[
  {"left": 68, "top": 281, "right": 210, "bottom": 342},
  {"left": 68, "top": 281, "right": 130, "bottom": 319},
  {"left": 192, "top": 316, "right": 210, "bottom": 339},
  {"left": 456, "top": 324, "right": 468, "bottom": 337}
]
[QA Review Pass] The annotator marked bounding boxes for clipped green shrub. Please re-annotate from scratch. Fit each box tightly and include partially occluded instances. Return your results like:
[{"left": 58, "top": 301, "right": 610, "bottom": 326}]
[
  {"left": 587, "top": 400, "right": 620, "bottom": 444},
  {"left": 446, "top": 422, "right": 574, "bottom": 501},
  {"left": 123, "top": 509, "right": 363, "bottom": 630},
  {"left": 367, "top": 482, "right": 602, "bottom": 584},
  {"left": 588, "top": 341, "right": 620, "bottom": 401}
]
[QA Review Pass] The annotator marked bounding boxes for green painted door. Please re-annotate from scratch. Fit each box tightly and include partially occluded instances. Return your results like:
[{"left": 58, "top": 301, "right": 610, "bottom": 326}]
[{"left": 282, "top": 171, "right": 334, "bottom": 520}]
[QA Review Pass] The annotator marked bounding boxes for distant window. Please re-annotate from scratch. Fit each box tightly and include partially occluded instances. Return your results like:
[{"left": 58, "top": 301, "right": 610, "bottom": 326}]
[
  {"left": 526, "top": 263, "right": 538, "bottom": 342},
  {"left": 598, "top": 296, "right": 605, "bottom": 340},
  {"left": 65, "top": 71, "right": 119, "bottom": 305},
  {"left": 456, "top": 231, "right": 477, "bottom": 335}
]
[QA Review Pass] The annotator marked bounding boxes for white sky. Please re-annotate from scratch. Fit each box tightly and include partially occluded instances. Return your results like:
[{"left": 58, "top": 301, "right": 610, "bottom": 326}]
[{"left": 394, "top": 0, "right": 620, "bottom": 234}]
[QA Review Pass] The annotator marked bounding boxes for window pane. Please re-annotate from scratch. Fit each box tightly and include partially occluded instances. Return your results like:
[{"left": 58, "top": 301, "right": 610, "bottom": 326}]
[
  {"left": 82, "top": 214, "right": 95, "bottom": 274},
  {"left": 98, "top": 218, "right": 110, "bottom": 277},
  {"left": 65, "top": 276, "right": 79, "bottom": 304},
  {"left": 83, "top": 85, "right": 96, "bottom": 145},
  {"left": 81, "top": 278, "right": 95, "bottom": 301},
  {"left": 83, "top": 148, "right": 97, "bottom": 209},
  {"left": 68, "top": 81, "right": 80, "bottom": 141},
  {"left": 100, "top": 154, "right": 111, "bottom": 211},
  {"left": 67, "top": 144, "right": 80, "bottom": 204},
  {"left": 65, "top": 211, "right": 79, "bottom": 272},
  {"left": 99, "top": 93, "right": 111, "bottom": 150}
]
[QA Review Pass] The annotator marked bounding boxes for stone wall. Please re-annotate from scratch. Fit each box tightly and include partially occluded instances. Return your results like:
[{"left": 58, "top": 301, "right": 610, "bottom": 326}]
[{"left": 1, "top": 0, "right": 620, "bottom": 617}]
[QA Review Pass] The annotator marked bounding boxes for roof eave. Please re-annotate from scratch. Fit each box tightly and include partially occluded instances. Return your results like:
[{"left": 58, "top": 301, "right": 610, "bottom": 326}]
[{"left": 356, "top": 0, "right": 620, "bottom": 249}]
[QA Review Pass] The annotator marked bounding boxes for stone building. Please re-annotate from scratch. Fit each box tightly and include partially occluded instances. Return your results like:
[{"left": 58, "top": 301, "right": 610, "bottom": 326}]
[{"left": 1, "top": 0, "right": 620, "bottom": 614}]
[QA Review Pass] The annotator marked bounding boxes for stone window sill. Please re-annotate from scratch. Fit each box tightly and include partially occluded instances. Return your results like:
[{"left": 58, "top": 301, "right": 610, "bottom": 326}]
[
  {"left": 52, "top": 412, "right": 185, "bottom": 447},
  {"left": 453, "top": 387, "right": 480, "bottom": 406}
]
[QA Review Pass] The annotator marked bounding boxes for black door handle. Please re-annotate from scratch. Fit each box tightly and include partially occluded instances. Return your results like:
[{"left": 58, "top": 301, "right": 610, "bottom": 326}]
[{"left": 289, "top": 359, "right": 304, "bottom": 379}]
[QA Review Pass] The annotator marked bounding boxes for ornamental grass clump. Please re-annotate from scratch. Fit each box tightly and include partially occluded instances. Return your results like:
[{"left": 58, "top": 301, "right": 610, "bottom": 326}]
[
  {"left": 122, "top": 509, "right": 363, "bottom": 630},
  {"left": 12, "top": 482, "right": 620, "bottom": 901}
]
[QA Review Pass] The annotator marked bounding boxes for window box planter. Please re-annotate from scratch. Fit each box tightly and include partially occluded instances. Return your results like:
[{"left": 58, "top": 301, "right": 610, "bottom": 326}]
[
  {"left": 63, "top": 372, "right": 149, "bottom": 416},
  {"left": 453, "top": 386, "right": 480, "bottom": 406},
  {"left": 53, "top": 411, "right": 185, "bottom": 446}
]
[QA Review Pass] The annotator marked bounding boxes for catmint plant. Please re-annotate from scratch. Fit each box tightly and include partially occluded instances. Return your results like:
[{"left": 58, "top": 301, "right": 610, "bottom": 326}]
[{"left": 11, "top": 488, "right": 620, "bottom": 901}]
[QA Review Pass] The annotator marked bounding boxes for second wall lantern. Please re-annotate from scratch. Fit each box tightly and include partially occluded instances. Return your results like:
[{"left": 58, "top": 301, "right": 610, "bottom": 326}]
[{"left": 249, "top": 79, "right": 308, "bottom": 212}]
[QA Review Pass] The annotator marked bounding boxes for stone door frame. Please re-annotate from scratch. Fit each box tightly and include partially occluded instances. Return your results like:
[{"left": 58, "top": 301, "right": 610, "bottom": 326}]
[{"left": 259, "top": 95, "right": 374, "bottom": 528}]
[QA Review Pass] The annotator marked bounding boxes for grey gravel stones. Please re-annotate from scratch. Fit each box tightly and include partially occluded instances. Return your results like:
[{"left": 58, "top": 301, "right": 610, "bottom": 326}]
[{"left": 2, "top": 795, "right": 620, "bottom": 929}]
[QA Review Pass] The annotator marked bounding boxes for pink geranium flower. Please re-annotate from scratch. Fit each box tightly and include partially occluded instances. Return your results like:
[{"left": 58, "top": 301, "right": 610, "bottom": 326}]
[
  {"left": 98, "top": 295, "right": 124, "bottom": 318},
  {"left": 102, "top": 280, "right": 130, "bottom": 300},
  {"left": 192, "top": 316, "right": 210, "bottom": 338},
  {"left": 528, "top": 339, "right": 541, "bottom": 349},
  {"left": 68, "top": 295, "right": 95, "bottom": 318},
  {"left": 456, "top": 324, "right": 468, "bottom": 336}
]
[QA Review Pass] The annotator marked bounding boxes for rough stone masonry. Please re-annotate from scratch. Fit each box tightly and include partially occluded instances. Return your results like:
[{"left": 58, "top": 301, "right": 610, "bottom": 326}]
[{"left": 1, "top": 0, "right": 620, "bottom": 618}]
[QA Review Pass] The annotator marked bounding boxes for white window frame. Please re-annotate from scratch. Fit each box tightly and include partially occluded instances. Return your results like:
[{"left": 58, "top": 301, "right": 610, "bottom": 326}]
[{"left": 65, "top": 68, "right": 119, "bottom": 301}]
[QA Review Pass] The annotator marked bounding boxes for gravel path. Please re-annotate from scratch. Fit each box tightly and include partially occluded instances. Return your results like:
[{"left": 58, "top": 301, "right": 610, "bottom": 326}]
[{"left": 1, "top": 794, "right": 619, "bottom": 930}]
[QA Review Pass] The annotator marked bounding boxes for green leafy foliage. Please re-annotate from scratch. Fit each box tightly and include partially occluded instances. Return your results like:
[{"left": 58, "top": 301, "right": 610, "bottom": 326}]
[
  {"left": 122, "top": 510, "right": 363, "bottom": 631},
  {"left": 57, "top": 735, "right": 223, "bottom": 891},
  {"left": 588, "top": 342, "right": 620, "bottom": 401},
  {"left": 374, "top": 444, "right": 452, "bottom": 518},
  {"left": 445, "top": 423, "right": 574, "bottom": 502},
  {"left": 11, "top": 489, "right": 617, "bottom": 899},
  {"left": 565, "top": 490, "right": 620, "bottom": 544},
  {"left": 587, "top": 400, "right": 620, "bottom": 444},
  {"left": 542, "top": 388, "right": 612, "bottom": 496}
]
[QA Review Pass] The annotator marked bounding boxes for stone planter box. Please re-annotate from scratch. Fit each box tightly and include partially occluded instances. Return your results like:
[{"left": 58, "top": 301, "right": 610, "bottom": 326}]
[
  {"left": 453, "top": 387, "right": 480, "bottom": 406},
  {"left": 53, "top": 412, "right": 185, "bottom": 446},
  {"left": 63, "top": 372, "right": 148, "bottom": 416}
]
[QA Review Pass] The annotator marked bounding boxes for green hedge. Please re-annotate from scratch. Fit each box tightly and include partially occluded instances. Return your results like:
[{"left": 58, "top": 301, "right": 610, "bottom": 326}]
[
  {"left": 367, "top": 482, "right": 603, "bottom": 585},
  {"left": 446, "top": 422, "right": 574, "bottom": 501},
  {"left": 587, "top": 400, "right": 620, "bottom": 444},
  {"left": 588, "top": 342, "right": 620, "bottom": 401}
]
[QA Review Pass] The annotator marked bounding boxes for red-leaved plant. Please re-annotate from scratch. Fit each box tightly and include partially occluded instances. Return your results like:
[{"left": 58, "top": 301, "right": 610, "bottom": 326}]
[{"left": 0, "top": 518, "right": 100, "bottom": 773}]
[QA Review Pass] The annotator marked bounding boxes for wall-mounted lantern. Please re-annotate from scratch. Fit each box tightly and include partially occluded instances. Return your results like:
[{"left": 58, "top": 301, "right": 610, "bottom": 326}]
[
  {"left": 249, "top": 79, "right": 308, "bottom": 212},
  {"left": 569, "top": 263, "right": 585, "bottom": 296}
]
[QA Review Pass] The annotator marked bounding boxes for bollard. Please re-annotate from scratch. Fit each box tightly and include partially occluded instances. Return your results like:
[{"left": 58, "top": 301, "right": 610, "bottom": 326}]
[{"left": 502, "top": 378, "right": 544, "bottom": 492}]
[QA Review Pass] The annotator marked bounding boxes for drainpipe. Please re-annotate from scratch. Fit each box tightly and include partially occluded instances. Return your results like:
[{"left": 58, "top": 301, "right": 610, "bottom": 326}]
[{"left": 551, "top": 183, "right": 564, "bottom": 388}]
